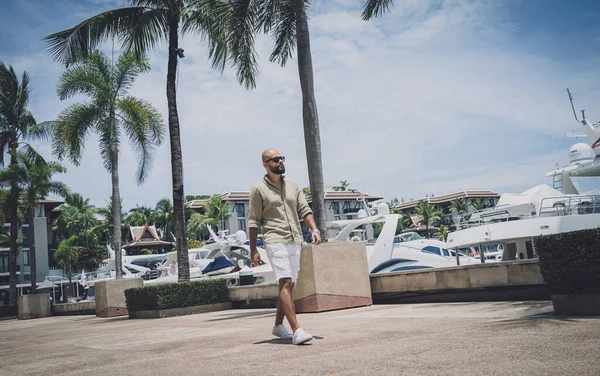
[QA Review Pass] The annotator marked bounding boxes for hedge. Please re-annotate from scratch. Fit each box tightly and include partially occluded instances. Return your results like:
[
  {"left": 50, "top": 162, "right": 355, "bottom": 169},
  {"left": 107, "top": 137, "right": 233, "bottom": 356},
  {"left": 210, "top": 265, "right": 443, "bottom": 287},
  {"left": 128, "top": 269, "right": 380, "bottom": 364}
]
[
  {"left": 0, "top": 304, "right": 17, "bottom": 318},
  {"left": 124, "top": 279, "right": 228, "bottom": 312},
  {"left": 534, "top": 228, "right": 600, "bottom": 294}
]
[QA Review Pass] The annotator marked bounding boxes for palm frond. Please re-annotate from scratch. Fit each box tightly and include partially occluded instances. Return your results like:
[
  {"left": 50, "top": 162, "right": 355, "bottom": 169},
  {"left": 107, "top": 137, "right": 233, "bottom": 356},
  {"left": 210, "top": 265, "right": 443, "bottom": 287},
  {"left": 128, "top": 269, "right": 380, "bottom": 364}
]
[
  {"left": 43, "top": 7, "right": 160, "bottom": 66},
  {"left": 224, "top": 0, "right": 260, "bottom": 89},
  {"left": 26, "top": 120, "right": 54, "bottom": 142},
  {"left": 56, "top": 56, "right": 108, "bottom": 100},
  {"left": 119, "top": 8, "right": 169, "bottom": 59},
  {"left": 117, "top": 96, "right": 164, "bottom": 184},
  {"left": 265, "top": 0, "right": 296, "bottom": 66},
  {"left": 114, "top": 52, "right": 151, "bottom": 94},
  {"left": 182, "top": 0, "right": 230, "bottom": 74},
  {"left": 361, "top": 0, "right": 394, "bottom": 21},
  {"left": 53, "top": 102, "right": 102, "bottom": 165}
]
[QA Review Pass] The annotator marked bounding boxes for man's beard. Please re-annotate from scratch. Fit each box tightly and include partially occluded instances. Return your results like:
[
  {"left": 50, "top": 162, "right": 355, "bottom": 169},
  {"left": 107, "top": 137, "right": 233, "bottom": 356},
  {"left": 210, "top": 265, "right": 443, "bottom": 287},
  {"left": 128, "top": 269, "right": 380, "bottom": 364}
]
[{"left": 270, "top": 164, "right": 285, "bottom": 175}]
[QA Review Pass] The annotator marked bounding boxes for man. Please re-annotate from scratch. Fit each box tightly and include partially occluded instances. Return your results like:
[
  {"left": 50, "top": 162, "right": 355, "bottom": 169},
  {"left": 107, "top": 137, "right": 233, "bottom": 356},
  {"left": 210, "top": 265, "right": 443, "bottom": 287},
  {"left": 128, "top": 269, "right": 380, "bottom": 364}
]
[{"left": 248, "top": 148, "right": 322, "bottom": 345}]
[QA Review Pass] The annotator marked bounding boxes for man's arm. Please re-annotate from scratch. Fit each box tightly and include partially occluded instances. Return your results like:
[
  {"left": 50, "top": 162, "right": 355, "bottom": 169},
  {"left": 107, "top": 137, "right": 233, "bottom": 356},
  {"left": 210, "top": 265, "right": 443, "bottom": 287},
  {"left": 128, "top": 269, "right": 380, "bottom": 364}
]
[{"left": 248, "top": 186, "right": 263, "bottom": 265}]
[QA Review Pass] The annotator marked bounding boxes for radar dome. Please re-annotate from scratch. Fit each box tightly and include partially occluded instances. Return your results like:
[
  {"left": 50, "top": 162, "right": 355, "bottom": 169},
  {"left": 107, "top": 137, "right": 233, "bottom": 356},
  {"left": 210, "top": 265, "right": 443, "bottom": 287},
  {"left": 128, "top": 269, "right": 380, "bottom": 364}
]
[
  {"left": 357, "top": 209, "right": 368, "bottom": 219},
  {"left": 234, "top": 230, "right": 247, "bottom": 243},
  {"left": 377, "top": 202, "right": 390, "bottom": 215},
  {"left": 569, "top": 143, "right": 595, "bottom": 165}
]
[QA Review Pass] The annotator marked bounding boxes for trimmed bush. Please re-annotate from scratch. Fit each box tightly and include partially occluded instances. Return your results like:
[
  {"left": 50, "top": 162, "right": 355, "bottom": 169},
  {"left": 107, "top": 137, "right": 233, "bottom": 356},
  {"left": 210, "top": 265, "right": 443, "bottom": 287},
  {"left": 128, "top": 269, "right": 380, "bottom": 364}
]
[
  {"left": 124, "top": 279, "right": 228, "bottom": 312},
  {"left": 0, "top": 304, "right": 17, "bottom": 318},
  {"left": 534, "top": 228, "right": 600, "bottom": 294}
]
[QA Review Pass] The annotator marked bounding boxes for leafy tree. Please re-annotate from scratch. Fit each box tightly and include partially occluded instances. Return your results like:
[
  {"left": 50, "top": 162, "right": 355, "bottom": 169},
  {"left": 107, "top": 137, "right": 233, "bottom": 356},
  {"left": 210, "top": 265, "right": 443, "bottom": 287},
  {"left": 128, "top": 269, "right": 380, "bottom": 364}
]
[
  {"left": 0, "top": 63, "right": 53, "bottom": 305},
  {"left": 44, "top": 0, "right": 231, "bottom": 282},
  {"left": 435, "top": 224, "right": 450, "bottom": 242},
  {"left": 414, "top": 200, "right": 442, "bottom": 238},
  {"left": 54, "top": 235, "right": 79, "bottom": 299},
  {"left": 332, "top": 180, "right": 350, "bottom": 192},
  {"left": 52, "top": 51, "right": 164, "bottom": 278}
]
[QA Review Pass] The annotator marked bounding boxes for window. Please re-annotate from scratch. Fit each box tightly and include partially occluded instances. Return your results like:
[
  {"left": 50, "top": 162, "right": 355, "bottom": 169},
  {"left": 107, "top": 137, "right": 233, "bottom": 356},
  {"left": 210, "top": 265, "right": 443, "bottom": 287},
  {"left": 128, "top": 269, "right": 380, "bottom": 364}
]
[
  {"left": 23, "top": 250, "right": 30, "bottom": 266},
  {"left": 234, "top": 203, "right": 245, "bottom": 218},
  {"left": 238, "top": 219, "right": 246, "bottom": 232},
  {"left": 21, "top": 225, "right": 30, "bottom": 246},
  {"left": 329, "top": 201, "right": 340, "bottom": 215},
  {"left": 422, "top": 246, "right": 441, "bottom": 256},
  {"left": 442, "top": 249, "right": 450, "bottom": 256},
  {"left": 0, "top": 252, "right": 7, "bottom": 273}
]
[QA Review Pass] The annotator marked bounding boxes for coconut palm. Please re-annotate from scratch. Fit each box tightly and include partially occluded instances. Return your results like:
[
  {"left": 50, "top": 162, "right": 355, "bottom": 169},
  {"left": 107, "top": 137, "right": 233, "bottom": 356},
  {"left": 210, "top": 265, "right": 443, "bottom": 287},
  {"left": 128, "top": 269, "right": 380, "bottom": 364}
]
[
  {"left": 226, "top": 0, "right": 329, "bottom": 232},
  {"left": 471, "top": 200, "right": 488, "bottom": 212},
  {"left": 0, "top": 63, "right": 53, "bottom": 305},
  {"left": 154, "top": 198, "right": 174, "bottom": 240},
  {"left": 44, "top": 0, "right": 230, "bottom": 282},
  {"left": 361, "top": 0, "right": 395, "bottom": 20},
  {"left": 413, "top": 200, "right": 442, "bottom": 238},
  {"left": 15, "top": 153, "right": 69, "bottom": 291},
  {"left": 52, "top": 50, "right": 164, "bottom": 278},
  {"left": 203, "top": 194, "right": 231, "bottom": 231},
  {"left": 53, "top": 235, "right": 79, "bottom": 300}
]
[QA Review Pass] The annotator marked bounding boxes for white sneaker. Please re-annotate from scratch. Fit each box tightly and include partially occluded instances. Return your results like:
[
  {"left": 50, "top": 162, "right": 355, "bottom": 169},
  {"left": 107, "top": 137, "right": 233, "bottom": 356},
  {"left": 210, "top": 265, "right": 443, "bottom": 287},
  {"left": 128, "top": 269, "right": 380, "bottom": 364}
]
[
  {"left": 292, "top": 328, "right": 313, "bottom": 345},
  {"left": 272, "top": 324, "right": 293, "bottom": 340}
]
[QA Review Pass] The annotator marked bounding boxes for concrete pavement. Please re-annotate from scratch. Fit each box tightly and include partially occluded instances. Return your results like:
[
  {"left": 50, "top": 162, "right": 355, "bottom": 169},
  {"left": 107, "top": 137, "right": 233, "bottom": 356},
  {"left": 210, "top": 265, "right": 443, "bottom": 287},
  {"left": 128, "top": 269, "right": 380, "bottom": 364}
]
[{"left": 1, "top": 301, "right": 599, "bottom": 376}]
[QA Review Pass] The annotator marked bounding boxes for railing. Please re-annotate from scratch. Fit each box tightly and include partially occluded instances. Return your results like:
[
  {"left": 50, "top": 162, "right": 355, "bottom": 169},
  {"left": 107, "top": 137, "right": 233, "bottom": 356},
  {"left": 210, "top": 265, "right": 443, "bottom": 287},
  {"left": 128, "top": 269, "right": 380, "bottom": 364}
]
[
  {"left": 538, "top": 195, "right": 600, "bottom": 217},
  {"left": 454, "top": 194, "right": 600, "bottom": 230}
]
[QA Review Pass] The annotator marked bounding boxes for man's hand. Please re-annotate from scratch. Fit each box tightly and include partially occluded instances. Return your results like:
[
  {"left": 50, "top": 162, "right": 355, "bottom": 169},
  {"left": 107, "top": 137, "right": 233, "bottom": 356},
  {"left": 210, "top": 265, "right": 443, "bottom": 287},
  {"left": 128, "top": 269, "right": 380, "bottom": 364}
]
[
  {"left": 311, "top": 230, "right": 321, "bottom": 245},
  {"left": 250, "top": 248, "right": 262, "bottom": 266}
]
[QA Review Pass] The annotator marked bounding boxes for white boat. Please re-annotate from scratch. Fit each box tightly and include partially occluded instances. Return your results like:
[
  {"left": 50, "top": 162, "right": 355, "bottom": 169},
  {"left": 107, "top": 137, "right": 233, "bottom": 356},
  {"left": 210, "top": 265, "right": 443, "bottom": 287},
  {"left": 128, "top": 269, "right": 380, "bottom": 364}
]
[
  {"left": 326, "top": 203, "right": 479, "bottom": 274},
  {"left": 447, "top": 90, "right": 600, "bottom": 260}
]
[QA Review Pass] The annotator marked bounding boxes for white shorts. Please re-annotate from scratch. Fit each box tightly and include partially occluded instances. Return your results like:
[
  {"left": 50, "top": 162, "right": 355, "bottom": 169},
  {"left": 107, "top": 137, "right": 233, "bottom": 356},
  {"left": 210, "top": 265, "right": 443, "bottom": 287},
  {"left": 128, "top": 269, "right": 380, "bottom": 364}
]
[{"left": 265, "top": 243, "right": 302, "bottom": 283}]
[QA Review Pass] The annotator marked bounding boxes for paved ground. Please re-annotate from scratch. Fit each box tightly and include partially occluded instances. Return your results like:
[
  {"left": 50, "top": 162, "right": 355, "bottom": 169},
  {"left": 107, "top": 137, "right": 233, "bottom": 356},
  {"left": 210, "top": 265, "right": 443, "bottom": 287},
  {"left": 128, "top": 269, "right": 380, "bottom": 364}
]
[{"left": 1, "top": 301, "right": 599, "bottom": 376}]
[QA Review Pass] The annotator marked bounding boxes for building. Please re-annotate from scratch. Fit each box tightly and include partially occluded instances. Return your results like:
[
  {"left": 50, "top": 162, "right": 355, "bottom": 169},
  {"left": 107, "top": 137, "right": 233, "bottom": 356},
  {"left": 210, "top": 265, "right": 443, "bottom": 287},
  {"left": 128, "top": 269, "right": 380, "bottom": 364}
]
[
  {"left": 0, "top": 199, "right": 64, "bottom": 300},
  {"left": 122, "top": 224, "right": 175, "bottom": 255},
  {"left": 393, "top": 190, "right": 500, "bottom": 227},
  {"left": 185, "top": 190, "right": 383, "bottom": 241}
]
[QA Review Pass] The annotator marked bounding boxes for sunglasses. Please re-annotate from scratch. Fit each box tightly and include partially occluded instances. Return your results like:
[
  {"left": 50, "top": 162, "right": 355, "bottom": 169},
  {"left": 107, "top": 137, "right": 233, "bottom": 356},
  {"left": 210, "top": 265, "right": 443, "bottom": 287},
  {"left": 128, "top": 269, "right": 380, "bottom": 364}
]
[{"left": 265, "top": 156, "right": 285, "bottom": 163}]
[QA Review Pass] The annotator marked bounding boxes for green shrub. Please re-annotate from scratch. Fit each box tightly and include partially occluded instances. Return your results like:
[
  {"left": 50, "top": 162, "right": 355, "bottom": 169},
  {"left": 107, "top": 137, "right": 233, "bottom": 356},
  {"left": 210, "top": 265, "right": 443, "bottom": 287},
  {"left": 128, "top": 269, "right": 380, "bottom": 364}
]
[
  {"left": 0, "top": 304, "right": 17, "bottom": 318},
  {"left": 125, "top": 279, "right": 228, "bottom": 311},
  {"left": 534, "top": 228, "right": 600, "bottom": 294},
  {"left": 188, "top": 239, "right": 204, "bottom": 249},
  {"left": 140, "top": 248, "right": 153, "bottom": 255}
]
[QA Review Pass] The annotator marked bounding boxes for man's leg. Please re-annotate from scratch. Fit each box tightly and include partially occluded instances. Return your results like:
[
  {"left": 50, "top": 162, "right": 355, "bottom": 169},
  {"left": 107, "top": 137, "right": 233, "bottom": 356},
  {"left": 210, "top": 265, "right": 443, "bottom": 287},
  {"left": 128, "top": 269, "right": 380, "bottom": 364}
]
[
  {"left": 274, "top": 290, "right": 285, "bottom": 326},
  {"left": 278, "top": 277, "right": 300, "bottom": 332}
]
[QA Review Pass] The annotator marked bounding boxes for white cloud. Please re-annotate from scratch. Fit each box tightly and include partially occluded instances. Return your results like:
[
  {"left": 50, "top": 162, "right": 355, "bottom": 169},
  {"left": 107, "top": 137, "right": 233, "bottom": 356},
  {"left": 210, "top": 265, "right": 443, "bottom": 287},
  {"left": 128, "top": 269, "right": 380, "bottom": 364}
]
[{"left": 3, "top": 0, "right": 600, "bottom": 211}]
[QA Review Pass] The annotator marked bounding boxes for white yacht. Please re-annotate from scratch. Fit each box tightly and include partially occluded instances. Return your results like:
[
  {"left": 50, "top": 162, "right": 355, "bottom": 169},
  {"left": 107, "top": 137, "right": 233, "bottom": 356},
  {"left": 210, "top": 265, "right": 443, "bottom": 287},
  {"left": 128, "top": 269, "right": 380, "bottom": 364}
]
[
  {"left": 326, "top": 203, "right": 479, "bottom": 274},
  {"left": 447, "top": 89, "right": 600, "bottom": 260}
]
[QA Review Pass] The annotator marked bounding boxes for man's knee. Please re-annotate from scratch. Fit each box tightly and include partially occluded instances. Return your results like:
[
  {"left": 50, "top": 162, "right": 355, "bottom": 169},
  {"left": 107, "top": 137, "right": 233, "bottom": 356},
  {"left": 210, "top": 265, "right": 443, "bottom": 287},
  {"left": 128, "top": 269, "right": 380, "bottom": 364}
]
[{"left": 279, "top": 277, "right": 293, "bottom": 290}]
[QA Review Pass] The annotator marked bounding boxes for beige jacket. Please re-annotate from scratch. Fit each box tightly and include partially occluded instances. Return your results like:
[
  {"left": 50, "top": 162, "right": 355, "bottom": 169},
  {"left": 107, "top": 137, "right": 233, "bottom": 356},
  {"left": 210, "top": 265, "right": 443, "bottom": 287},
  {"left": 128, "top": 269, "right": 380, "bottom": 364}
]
[{"left": 248, "top": 175, "right": 312, "bottom": 245}]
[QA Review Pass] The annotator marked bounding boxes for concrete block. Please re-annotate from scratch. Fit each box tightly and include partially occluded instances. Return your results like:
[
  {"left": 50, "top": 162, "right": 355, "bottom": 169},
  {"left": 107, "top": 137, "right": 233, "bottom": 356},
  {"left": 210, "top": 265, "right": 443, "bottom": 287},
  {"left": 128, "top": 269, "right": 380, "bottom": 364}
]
[
  {"left": 293, "top": 242, "right": 372, "bottom": 313},
  {"left": 95, "top": 278, "right": 143, "bottom": 317},
  {"left": 406, "top": 271, "right": 438, "bottom": 291},
  {"left": 53, "top": 301, "right": 96, "bottom": 316},
  {"left": 129, "top": 302, "right": 232, "bottom": 319},
  {"left": 370, "top": 274, "right": 408, "bottom": 294},
  {"left": 18, "top": 293, "right": 51, "bottom": 320},
  {"left": 228, "top": 283, "right": 279, "bottom": 302},
  {"left": 469, "top": 265, "right": 508, "bottom": 288},
  {"left": 435, "top": 268, "right": 471, "bottom": 290},
  {"left": 507, "top": 262, "right": 544, "bottom": 285}
]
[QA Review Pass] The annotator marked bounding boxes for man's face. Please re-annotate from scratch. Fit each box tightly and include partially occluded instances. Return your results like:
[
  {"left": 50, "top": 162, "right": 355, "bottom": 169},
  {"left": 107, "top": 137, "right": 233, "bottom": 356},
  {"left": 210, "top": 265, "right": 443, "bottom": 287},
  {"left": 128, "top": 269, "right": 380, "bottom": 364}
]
[{"left": 264, "top": 154, "right": 286, "bottom": 175}]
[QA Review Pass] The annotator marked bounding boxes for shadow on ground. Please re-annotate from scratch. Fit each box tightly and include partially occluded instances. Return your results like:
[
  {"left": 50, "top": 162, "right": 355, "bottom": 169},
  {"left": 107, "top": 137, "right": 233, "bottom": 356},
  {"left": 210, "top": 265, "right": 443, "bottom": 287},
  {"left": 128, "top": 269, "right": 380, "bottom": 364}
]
[
  {"left": 253, "top": 336, "right": 324, "bottom": 345},
  {"left": 208, "top": 310, "right": 275, "bottom": 322}
]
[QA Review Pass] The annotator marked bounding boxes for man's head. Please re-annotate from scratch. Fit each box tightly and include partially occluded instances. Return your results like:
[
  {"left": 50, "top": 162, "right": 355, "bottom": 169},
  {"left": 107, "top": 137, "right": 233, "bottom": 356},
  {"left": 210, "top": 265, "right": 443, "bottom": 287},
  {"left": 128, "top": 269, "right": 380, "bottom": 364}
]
[{"left": 262, "top": 148, "right": 286, "bottom": 175}]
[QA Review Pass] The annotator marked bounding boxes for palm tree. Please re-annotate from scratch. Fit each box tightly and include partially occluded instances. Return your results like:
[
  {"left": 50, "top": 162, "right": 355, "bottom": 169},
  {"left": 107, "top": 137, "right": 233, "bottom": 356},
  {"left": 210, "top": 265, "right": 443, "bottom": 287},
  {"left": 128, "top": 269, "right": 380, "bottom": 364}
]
[
  {"left": 15, "top": 153, "right": 69, "bottom": 292},
  {"left": 44, "top": 0, "right": 230, "bottom": 282},
  {"left": 53, "top": 193, "right": 99, "bottom": 250},
  {"left": 52, "top": 51, "right": 164, "bottom": 279},
  {"left": 54, "top": 235, "right": 79, "bottom": 300},
  {"left": 435, "top": 224, "right": 450, "bottom": 242},
  {"left": 203, "top": 194, "right": 230, "bottom": 231},
  {"left": 361, "top": 0, "right": 395, "bottom": 20},
  {"left": 227, "top": 0, "right": 328, "bottom": 233},
  {"left": 0, "top": 63, "right": 52, "bottom": 305},
  {"left": 414, "top": 200, "right": 442, "bottom": 238},
  {"left": 333, "top": 180, "right": 350, "bottom": 192},
  {"left": 450, "top": 197, "right": 468, "bottom": 229},
  {"left": 154, "top": 198, "right": 174, "bottom": 240}
]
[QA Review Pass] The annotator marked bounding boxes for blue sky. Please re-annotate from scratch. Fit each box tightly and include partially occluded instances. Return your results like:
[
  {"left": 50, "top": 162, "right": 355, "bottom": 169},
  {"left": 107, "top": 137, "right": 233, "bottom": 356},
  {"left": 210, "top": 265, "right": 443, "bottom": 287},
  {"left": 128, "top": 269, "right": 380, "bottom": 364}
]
[{"left": 2, "top": 0, "right": 600, "bottom": 210}]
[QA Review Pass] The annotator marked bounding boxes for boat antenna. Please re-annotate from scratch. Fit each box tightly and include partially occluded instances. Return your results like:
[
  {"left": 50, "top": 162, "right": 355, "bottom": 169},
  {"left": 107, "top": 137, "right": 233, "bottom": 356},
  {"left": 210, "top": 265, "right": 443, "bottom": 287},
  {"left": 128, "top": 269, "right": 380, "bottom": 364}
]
[{"left": 566, "top": 88, "right": 585, "bottom": 123}]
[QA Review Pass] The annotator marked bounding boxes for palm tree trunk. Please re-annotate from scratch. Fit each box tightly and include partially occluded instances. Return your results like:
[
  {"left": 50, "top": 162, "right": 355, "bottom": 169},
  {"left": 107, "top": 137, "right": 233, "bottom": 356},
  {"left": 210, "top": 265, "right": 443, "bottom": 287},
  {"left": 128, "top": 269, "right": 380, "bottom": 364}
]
[
  {"left": 294, "top": 0, "right": 326, "bottom": 234},
  {"left": 110, "top": 127, "right": 123, "bottom": 279},
  {"left": 29, "top": 214, "right": 36, "bottom": 292},
  {"left": 8, "top": 150, "right": 19, "bottom": 306},
  {"left": 167, "top": 18, "right": 190, "bottom": 281}
]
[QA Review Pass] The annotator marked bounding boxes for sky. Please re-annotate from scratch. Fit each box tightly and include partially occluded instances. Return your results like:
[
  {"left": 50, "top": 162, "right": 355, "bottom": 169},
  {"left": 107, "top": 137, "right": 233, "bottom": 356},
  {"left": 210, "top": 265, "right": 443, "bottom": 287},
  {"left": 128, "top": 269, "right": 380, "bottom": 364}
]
[{"left": 2, "top": 0, "right": 600, "bottom": 210}]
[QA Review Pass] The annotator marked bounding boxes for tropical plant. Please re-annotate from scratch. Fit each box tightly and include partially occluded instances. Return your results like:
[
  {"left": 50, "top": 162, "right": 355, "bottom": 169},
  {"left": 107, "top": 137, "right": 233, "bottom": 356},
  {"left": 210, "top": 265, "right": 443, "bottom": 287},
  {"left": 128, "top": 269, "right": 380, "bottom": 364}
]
[
  {"left": 53, "top": 193, "right": 99, "bottom": 249},
  {"left": 52, "top": 50, "right": 164, "bottom": 279},
  {"left": 154, "top": 198, "right": 174, "bottom": 241},
  {"left": 413, "top": 200, "right": 442, "bottom": 238},
  {"left": 0, "top": 63, "right": 53, "bottom": 305},
  {"left": 332, "top": 180, "right": 350, "bottom": 192},
  {"left": 471, "top": 200, "right": 488, "bottom": 212},
  {"left": 54, "top": 235, "right": 79, "bottom": 299},
  {"left": 202, "top": 194, "right": 231, "bottom": 231},
  {"left": 226, "top": 0, "right": 329, "bottom": 233},
  {"left": 361, "top": 1, "right": 395, "bottom": 21},
  {"left": 301, "top": 186, "right": 311, "bottom": 198},
  {"left": 12, "top": 152, "right": 69, "bottom": 291},
  {"left": 94, "top": 196, "right": 128, "bottom": 245},
  {"left": 125, "top": 205, "right": 156, "bottom": 227},
  {"left": 435, "top": 224, "right": 450, "bottom": 242},
  {"left": 44, "top": 0, "right": 231, "bottom": 282},
  {"left": 187, "top": 212, "right": 207, "bottom": 240}
]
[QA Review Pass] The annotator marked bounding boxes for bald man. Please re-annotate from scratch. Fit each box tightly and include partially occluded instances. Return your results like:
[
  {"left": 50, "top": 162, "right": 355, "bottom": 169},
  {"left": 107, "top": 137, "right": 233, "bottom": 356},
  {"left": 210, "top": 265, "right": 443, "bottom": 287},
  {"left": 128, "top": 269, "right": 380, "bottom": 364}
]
[{"left": 248, "top": 148, "right": 321, "bottom": 345}]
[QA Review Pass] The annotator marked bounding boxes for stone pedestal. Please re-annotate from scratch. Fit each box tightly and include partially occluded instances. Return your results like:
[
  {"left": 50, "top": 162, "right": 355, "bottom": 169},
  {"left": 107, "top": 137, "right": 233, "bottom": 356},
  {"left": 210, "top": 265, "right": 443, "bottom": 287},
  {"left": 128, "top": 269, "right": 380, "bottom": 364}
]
[
  {"left": 95, "top": 278, "right": 143, "bottom": 317},
  {"left": 293, "top": 242, "right": 372, "bottom": 313},
  {"left": 18, "top": 292, "right": 51, "bottom": 320}
]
